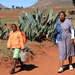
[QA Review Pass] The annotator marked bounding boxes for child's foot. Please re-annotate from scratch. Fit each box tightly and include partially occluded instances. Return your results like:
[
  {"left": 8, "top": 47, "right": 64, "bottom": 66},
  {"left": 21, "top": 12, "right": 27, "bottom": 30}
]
[{"left": 9, "top": 68, "right": 15, "bottom": 74}]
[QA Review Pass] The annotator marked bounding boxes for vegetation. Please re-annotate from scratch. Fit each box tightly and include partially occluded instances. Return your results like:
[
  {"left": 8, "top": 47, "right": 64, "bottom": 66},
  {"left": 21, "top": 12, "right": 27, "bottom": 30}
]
[
  {"left": 68, "top": 11, "right": 74, "bottom": 14},
  {"left": 0, "top": 41, "right": 13, "bottom": 61},
  {"left": 0, "top": 8, "right": 2, "bottom": 10},
  {"left": 61, "top": 10, "right": 66, "bottom": 13},
  {"left": 18, "top": 8, "right": 59, "bottom": 42},
  {"left": 12, "top": 5, "right": 15, "bottom": 9},
  {"left": 12, "top": 5, "right": 23, "bottom": 9},
  {"left": 72, "top": 0, "right": 75, "bottom": 6},
  {"left": 0, "top": 23, "right": 11, "bottom": 40},
  {"left": 0, "top": 8, "right": 59, "bottom": 42},
  {"left": 16, "top": 6, "right": 23, "bottom": 9}
]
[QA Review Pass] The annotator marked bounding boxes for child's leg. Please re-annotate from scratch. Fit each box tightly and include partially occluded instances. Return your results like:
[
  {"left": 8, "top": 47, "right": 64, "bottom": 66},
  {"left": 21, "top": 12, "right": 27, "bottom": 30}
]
[
  {"left": 9, "top": 58, "right": 17, "bottom": 74},
  {"left": 13, "top": 58, "right": 17, "bottom": 69},
  {"left": 18, "top": 58, "right": 23, "bottom": 66},
  {"left": 10, "top": 48, "right": 20, "bottom": 74},
  {"left": 18, "top": 58, "right": 24, "bottom": 70}
]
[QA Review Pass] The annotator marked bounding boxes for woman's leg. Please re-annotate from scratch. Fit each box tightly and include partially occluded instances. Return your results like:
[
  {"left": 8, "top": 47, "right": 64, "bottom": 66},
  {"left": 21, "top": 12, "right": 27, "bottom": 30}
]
[
  {"left": 57, "top": 41, "right": 65, "bottom": 73},
  {"left": 68, "top": 56, "right": 72, "bottom": 65},
  {"left": 58, "top": 60, "right": 64, "bottom": 73},
  {"left": 59, "top": 60, "right": 64, "bottom": 68},
  {"left": 68, "top": 56, "right": 73, "bottom": 70}
]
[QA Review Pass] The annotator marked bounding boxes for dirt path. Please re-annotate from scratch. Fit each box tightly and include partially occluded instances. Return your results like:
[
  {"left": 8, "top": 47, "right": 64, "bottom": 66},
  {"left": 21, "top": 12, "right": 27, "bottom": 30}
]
[{"left": 0, "top": 40, "right": 75, "bottom": 75}]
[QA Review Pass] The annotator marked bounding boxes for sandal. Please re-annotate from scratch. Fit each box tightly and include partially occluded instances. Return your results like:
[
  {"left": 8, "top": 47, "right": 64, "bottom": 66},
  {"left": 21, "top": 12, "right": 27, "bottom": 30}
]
[{"left": 58, "top": 68, "right": 63, "bottom": 73}]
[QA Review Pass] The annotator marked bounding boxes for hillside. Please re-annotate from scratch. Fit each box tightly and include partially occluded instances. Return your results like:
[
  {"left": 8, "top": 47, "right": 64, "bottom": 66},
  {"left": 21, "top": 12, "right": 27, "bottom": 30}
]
[
  {"left": 0, "top": 4, "right": 7, "bottom": 9},
  {"left": 31, "top": 0, "right": 74, "bottom": 8}
]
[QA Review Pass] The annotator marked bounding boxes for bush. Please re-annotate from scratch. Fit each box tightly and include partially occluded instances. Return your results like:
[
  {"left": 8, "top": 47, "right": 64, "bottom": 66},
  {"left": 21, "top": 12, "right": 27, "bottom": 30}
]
[
  {"left": 61, "top": 10, "right": 66, "bottom": 13},
  {"left": 68, "top": 11, "right": 74, "bottom": 14},
  {"left": 0, "top": 8, "right": 2, "bottom": 10}
]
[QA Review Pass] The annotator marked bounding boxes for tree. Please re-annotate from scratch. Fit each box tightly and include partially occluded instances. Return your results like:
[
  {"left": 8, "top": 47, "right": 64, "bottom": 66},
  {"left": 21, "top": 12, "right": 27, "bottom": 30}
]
[
  {"left": 12, "top": 5, "right": 15, "bottom": 9},
  {"left": 16, "top": 6, "right": 19, "bottom": 9},
  {"left": 16, "top": 6, "right": 23, "bottom": 9},
  {"left": 21, "top": 6, "right": 23, "bottom": 9},
  {"left": 16, "top": 6, "right": 21, "bottom": 9},
  {"left": 0, "top": 8, "right": 2, "bottom": 10},
  {"left": 72, "top": 0, "right": 75, "bottom": 6}
]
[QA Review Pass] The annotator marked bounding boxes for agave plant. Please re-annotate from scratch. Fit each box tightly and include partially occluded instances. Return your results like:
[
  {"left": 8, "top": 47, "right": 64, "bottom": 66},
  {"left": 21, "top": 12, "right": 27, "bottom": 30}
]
[
  {"left": 18, "top": 8, "right": 59, "bottom": 42},
  {"left": 0, "top": 24, "right": 11, "bottom": 40}
]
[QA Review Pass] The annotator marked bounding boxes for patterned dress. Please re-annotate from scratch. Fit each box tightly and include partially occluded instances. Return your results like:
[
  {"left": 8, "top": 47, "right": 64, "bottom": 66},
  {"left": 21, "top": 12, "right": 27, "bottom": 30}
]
[{"left": 58, "top": 19, "right": 75, "bottom": 60}]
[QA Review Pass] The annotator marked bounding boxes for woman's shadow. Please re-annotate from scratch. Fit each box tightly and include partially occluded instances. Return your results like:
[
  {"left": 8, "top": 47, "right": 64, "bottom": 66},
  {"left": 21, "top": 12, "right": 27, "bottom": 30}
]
[
  {"left": 14, "top": 64, "right": 38, "bottom": 74},
  {"left": 63, "top": 44, "right": 75, "bottom": 72},
  {"left": 63, "top": 63, "right": 75, "bottom": 72}
]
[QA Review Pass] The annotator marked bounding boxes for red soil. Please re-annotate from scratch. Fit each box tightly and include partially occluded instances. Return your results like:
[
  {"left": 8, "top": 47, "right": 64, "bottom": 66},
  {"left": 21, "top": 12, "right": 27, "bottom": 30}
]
[
  {"left": 0, "top": 40, "right": 75, "bottom": 75},
  {"left": 0, "top": 13, "right": 18, "bottom": 20}
]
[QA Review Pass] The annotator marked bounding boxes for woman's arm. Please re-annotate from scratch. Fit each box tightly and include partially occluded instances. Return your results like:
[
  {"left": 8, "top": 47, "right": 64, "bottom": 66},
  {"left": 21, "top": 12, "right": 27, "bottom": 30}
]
[
  {"left": 69, "top": 19, "right": 74, "bottom": 44},
  {"left": 68, "top": 19, "right": 74, "bottom": 39},
  {"left": 71, "top": 29, "right": 74, "bottom": 39},
  {"left": 71, "top": 29, "right": 74, "bottom": 44}
]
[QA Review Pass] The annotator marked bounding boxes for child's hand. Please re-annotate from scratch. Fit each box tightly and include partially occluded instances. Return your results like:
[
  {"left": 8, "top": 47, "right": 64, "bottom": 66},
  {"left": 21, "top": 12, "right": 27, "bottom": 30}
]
[{"left": 22, "top": 49, "right": 25, "bottom": 52}]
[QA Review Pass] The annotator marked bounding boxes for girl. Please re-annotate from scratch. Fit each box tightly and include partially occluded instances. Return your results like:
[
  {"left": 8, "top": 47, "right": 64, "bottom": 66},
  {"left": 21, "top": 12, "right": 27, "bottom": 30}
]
[{"left": 7, "top": 23, "right": 26, "bottom": 74}]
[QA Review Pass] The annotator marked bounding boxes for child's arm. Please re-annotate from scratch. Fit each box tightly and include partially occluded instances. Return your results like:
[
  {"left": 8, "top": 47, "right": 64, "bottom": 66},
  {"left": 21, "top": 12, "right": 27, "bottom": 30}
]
[{"left": 7, "top": 36, "right": 11, "bottom": 48}]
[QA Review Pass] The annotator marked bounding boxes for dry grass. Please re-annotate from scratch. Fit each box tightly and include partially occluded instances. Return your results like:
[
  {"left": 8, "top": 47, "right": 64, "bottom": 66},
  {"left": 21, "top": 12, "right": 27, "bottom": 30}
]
[
  {"left": 0, "top": 8, "right": 36, "bottom": 24},
  {"left": 0, "top": 7, "right": 75, "bottom": 24},
  {"left": 0, "top": 40, "right": 35, "bottom": 61},
  {"left": 0, "top": 40, "right": 13, "bottom": 61}
]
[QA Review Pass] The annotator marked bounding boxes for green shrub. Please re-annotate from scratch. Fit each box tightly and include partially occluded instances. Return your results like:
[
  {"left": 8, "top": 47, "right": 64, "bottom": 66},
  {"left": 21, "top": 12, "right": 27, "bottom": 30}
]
[
  {"left": 68, "top": 11, "right": 74, "bottom": 14},
  {"left": 61, "top": 10, "right": 66, "bottom": 13}
]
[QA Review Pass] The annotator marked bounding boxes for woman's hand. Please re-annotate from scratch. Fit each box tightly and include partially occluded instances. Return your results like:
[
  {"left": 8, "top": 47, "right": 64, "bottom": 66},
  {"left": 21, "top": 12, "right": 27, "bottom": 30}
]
[
  {"left": 71, "top": 39, "right": 74, "bottom": 44},
  {"left": 56, "top": 40, "right": 58, "bottom": 46},
  {"left": 56, "top": 43, "right": 58, "bottom": 46}
]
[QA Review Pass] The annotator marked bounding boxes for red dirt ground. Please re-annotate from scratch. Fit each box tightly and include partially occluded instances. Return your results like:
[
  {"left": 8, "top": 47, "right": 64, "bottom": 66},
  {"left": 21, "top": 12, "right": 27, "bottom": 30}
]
[{"left": 0, "top": 40, "right": 75, "bottom": 75}]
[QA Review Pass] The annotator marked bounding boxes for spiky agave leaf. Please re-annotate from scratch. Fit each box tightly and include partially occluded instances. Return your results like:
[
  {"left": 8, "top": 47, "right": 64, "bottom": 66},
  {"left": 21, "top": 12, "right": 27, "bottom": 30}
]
[{"left": 18, "top": 8, "right": 59, "bottom": 42}]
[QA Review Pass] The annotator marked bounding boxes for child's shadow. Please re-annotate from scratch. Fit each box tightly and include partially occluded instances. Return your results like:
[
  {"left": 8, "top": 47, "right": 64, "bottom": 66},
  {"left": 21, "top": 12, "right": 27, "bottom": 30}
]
[
  {"left": 15, "top": 64, "right": 38, "bottom": 74},
  {"left": 63, "top": 63, "right": 75, "bottom": 72}
]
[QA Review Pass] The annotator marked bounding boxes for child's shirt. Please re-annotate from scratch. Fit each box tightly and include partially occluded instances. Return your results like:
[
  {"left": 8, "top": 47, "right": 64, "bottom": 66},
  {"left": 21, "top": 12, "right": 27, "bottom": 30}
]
[{"left": 7, "top": 30, "right": 25, "bottom": 49}]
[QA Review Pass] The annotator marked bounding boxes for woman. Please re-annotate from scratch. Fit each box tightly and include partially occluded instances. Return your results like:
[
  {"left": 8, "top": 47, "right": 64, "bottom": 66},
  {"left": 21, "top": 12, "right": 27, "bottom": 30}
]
[
  {"left": 54, "top": 11, "right": 75, "bottom": 73},
  {"left": 7, "top": 23, "right": 26, "bottom": 74}
]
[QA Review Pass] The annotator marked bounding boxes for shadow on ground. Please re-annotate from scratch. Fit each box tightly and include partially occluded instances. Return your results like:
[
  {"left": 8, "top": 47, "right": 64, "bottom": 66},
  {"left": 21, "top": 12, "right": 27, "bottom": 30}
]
[
  {"left": 14, "top": 64, "right": 38, "bottom": 74},
  {"left": 63, "top": 63, "right": 75, "bottom": 72}
]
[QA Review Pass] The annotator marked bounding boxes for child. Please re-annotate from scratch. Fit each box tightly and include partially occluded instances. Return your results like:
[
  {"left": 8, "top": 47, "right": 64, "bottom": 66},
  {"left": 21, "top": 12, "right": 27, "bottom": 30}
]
[{"left": 7, "top": 23, "right": 26, "bottom": 74}]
